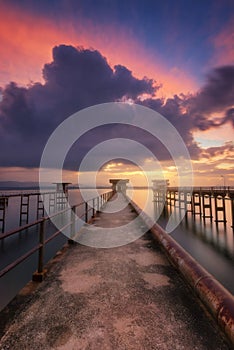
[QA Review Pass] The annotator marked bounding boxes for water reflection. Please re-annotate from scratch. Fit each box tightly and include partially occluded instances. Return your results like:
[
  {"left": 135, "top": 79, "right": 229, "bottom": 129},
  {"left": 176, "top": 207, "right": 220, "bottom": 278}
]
[{"left": 130, "top": 189, "right": 234, "bottom": 294}]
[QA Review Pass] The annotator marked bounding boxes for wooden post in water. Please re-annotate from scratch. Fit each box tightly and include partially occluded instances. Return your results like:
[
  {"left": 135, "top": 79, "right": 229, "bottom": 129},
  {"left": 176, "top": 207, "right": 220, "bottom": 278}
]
[
  {"left": 230, "top": 198, "right": 234, "bottom": 228},
  {"left": 191, "top": 192, "right": 202, "bottom": 216},
  {"left": 37, "top": 193, "right": 45, "bottom": 219},
  {"left": 214, "top": 194, "right": 227, "bottom": 223},
  {"left": 19, "top": 194, "right": 30, "bottom": 226},
  {"left": 202, "top": 194, "right": 213, "bottom": 219},
  {"left": 0, "top": 197, "right": 7, "bottom": 233}
]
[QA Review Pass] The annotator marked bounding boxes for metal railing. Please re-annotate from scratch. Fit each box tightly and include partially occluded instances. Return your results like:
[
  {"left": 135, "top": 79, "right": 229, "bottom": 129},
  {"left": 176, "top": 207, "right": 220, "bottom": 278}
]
[
  {"left": 166, "top": 186, "right": 234, "bottom": 191},
  {"left": 156, "top": 187, "right": 234, "bottom": 198},
  {"left": 0, "top": 190, "right": 113, "bottom": 280}
]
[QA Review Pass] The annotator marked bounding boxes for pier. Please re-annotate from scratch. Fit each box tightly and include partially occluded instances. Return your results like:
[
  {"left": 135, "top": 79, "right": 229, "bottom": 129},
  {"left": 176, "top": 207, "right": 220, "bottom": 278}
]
[
  {"left": 0, "top": 188, "right": 234, "bottom": 349},
  {"left": 153, "top": 186, "right": 234, "bottom": 228},
  {"left": 0, "top": 186, "right": 71, "bottom": 233}
]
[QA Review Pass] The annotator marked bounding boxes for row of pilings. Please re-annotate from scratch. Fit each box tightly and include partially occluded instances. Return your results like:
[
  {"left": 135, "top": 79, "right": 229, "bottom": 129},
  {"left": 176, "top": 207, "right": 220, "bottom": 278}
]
[
  {"left": 0, "top": 191, "right": 68, "bottom": 233},
  {"left": 153, "top": 187, "right": 234, "bottom": 228}
]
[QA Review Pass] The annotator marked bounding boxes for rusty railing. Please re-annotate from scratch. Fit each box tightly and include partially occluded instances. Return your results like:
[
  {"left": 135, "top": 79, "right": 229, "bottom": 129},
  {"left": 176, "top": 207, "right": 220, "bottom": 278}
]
[{"left": 0, "top": 190, "right": 113, "bottom": 280}]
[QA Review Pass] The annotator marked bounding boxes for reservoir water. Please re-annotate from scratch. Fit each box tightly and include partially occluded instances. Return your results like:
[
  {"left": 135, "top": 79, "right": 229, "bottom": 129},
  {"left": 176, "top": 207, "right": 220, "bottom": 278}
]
[
  {"left": 130, "top": 188, "right": 234, "bottom": 294},
  {"left": 0, "top": 188, "right": 233, "bottom": 311}
]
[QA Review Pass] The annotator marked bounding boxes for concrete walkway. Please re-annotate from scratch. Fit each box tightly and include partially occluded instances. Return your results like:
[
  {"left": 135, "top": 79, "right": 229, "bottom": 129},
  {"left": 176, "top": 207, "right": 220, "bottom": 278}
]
[{"left": 0, "top": 194, "right": 231, "bottom": 349}]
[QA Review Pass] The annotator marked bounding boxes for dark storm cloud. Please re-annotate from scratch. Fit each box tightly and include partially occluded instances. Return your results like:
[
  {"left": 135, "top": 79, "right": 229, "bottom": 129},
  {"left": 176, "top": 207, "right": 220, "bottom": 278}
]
[
  {"left": 186, "top": 65, "right": 234, "bottom": 131},
  {"left": 0, "top": 45, "right": 156, "bottom": 167},
  {"left": 42, "top": 45, "right": 155, "bottom": 110},
  {"left": 136, "top": 66, "right": 234, "bottom": 158},
  {"left": 137, "top": 96, "right": 202, "bottom": 159},
  {"left": 222, "top": 108, "right": 234, "bottom": 127},
  {"left": 191, "top": 66, "right": 234, "bottom": 113}
]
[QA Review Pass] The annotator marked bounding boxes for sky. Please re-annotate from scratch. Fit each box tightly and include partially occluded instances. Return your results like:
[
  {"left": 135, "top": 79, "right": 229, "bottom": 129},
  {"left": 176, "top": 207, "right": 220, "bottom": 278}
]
[{"left": 0, "top": 0, "right": 233, "bottom": 187}]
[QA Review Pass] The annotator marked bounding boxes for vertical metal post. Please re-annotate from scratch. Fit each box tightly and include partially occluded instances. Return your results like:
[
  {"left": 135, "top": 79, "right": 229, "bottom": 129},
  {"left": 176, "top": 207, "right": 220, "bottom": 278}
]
[
  {"left": 70, "top": 205, "right": 76, "bottom": 240},
  {"left": 214, "top": 195, "right": 218, "bottom": 222},
  {"left": 37, "top": 193, "right": 45, "bottom": 219},
  {"left": 97, "top": 196, "right": 100, "bottom": 212},
  {"left": 85, "top": 202, "right": 88, "bottom": 222},
  {"left": 222, "top": 197, "right": 227, "bottom": 223},
  {"left": 231, "top": 199, "right": 234, "bottom": 228},
  {"left": 37, "top": 194, "right": 40, "bottom": 219},
  {"left": 214, "top": 195, "right": 227, "bottom": 223},
  {"left": 38, "top": 219, "right": 45, "bottom": 274},
  {"left": 92, "top": 198, "right": 95, "bottom": 217},
  {"left": 0, "top": 197, "right": 7, "bottom": 233},
  {"left": 20, "top": 194, "right": 29, "bottom": 226}
]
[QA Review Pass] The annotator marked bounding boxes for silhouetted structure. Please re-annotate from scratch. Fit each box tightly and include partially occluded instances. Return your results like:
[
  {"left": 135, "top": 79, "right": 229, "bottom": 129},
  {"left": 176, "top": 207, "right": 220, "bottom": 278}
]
[{"left": 109, "top": 179, "right": 129, "bottom": 195}]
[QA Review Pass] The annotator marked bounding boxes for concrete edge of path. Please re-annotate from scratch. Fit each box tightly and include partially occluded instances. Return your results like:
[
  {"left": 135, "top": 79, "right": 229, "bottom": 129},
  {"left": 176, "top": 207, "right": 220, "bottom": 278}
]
[
  {"left": 128, "top": 197, "right": 234, "bottom": 347},
  {"left": 0, "top": 243, "right": 72, "bottom": 338}
]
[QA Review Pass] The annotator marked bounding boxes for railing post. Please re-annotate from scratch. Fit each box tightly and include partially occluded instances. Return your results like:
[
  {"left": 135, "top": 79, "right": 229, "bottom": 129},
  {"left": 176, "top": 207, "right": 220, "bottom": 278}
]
[
  {"left": 85, "top": 202, "right": 88, "bottom": 223},
  {"left": 32, "top": 219, "right": 46, "bottom": 282},
  {"left": 92, "top": 198, "right": 95, "bottom": 217},
  {"left": 38, "top": 220, "right": 45, "bottom": 273},
  {"left": 68, "top": 205, "right": 76, "bottom": 244}
]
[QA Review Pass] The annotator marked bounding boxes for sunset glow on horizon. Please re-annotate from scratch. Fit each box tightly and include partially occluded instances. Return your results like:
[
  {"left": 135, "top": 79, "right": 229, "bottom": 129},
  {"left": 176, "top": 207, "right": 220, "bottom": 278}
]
[{"left": 0, "top": 1, "right": 233, "bottom": 187}]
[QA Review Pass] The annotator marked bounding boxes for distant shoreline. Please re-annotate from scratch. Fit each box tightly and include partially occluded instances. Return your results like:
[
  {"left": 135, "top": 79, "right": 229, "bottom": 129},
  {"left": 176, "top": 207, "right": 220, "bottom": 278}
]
[{"left": 0, "top": 186, "right": 152, "bottom": 191}]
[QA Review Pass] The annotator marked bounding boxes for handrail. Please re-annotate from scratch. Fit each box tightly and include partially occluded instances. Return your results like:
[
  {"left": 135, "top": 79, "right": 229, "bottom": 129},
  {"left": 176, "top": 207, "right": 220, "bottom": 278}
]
[
  {"left": 0, "top": 190, "right": 113, "bottom": 280},
  {"left": 153, "top": 187, "right": 234, "bottom": 197},
  {"left": 165, "top": 186, "right": 234, "bottom": 191},
  {"left": 0, "top": 190, "right": 57, "bottom": 198}
]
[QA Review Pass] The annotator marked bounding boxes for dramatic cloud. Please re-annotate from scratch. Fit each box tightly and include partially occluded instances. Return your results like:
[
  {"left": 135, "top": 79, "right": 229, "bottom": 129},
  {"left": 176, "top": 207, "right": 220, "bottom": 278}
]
[
  {"left": 42, "top": 45, "right": 155, "bottom": 109},
  {"left": 137, "top": 96, "right": 201, "bottom": 159},
  {"left": 185, "top": 66, "right": 234, "bottom": 130},
  {"left": 0, "top": 45, "right": 155, "bottom": 167},
  {"left": 0, "top": 44, "right": 233, "bottom": 172}
]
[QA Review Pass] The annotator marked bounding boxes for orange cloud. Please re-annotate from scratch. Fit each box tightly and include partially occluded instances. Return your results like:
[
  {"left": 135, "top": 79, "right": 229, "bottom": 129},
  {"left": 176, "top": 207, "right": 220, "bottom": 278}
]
[{"left": 0, "top": 3, "right": 198, "bottom": 97}]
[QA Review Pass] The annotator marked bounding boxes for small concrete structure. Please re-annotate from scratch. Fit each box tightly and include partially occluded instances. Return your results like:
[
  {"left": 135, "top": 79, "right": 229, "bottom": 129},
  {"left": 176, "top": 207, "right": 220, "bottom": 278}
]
[
  {"left": 109, "top": 179, "right": 129, "bottom": 194},
  {"left": 152, "top": 179, "right": 169, "bottom": 205},
  {"left": 53, "top": 182, "right": 71, "bottom": 209},
  {"left": 152, "top": 179, "right": 169, "bottom": 190},
  {"left": 53, "top": 182, "right": 71, "bottom": 195}
]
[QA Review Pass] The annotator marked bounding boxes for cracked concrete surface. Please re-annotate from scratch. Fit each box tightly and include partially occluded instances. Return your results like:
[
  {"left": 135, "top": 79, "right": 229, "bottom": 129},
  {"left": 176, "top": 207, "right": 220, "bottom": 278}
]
[{"left": 0, "top": 194, "right": 231, "bottom": 349}]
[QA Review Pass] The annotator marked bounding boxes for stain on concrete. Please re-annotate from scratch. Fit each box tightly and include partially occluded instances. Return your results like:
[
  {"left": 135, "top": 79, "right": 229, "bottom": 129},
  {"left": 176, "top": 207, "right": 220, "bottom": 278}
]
[
  {"left": 46, "top": 325, "right": 72, "bottom": 347},
  {"left": 60, "top": 270, "right": 101, "bottom": 293},
  {"left": 141, "top": 272, "right": 170, "bottom": 288},
  {"left": 130, "top": 250, "right": 169, "bottom": 266}
]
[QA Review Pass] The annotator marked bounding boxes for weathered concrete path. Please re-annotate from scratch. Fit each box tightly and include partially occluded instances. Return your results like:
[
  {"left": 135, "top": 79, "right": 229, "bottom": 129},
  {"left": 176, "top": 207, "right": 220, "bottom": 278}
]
[{"left": 0, "top": 194, "right": 231, "bottom": 349}]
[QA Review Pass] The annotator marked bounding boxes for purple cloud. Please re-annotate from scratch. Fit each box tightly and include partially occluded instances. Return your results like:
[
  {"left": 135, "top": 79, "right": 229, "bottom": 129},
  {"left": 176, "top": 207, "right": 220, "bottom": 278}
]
[
  {"left": 0, "top": 45, "right": 233, "bottom": 171},
  {"left": 0, "top": 45, "right": 156, "bottom": 167},
  {"left": 185, "top": 65, "right": 234, "bottom": 130}
]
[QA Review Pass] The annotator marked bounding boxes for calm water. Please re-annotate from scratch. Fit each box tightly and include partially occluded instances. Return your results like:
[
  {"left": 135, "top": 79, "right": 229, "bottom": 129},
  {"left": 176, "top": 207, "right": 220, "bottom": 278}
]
[
  {"left": 129, "top": 189, "right": 234, "bottom": 294},
  {"left": 0, "top": 188, "right": 233, "bottom": 311}
]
